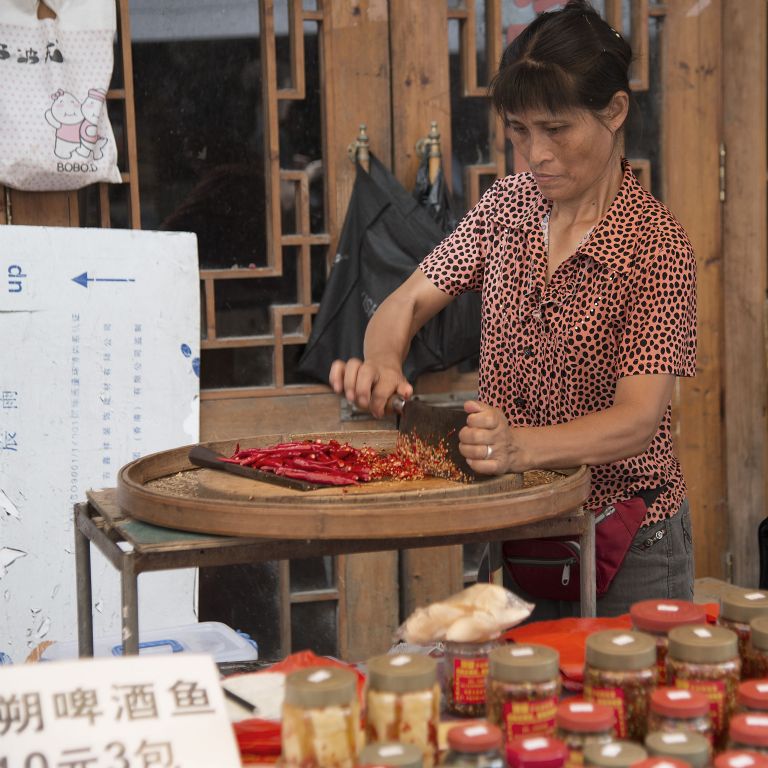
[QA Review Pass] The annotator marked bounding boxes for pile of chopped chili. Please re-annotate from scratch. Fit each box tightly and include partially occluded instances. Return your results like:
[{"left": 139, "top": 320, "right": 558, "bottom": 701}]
[{"left": 222, "top": 436, "right": 466, "bottom": 487}]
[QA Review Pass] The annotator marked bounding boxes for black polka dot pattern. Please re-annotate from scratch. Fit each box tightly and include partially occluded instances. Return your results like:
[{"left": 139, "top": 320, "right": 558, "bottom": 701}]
[{"left": 419, "top": 160, "right": 696, "bottom": 525}]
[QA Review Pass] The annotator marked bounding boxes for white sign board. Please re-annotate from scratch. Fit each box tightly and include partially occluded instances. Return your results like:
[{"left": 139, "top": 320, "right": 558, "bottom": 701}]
[
  {"left": 0, "top": 226, "right": 200, "bottom": 661},
  {"left": 0, "top": 653, "right": 241, "bottom": 765}
]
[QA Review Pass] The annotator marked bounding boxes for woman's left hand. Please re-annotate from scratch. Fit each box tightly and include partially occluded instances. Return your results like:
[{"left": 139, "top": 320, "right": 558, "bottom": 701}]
[{"left": 459, "top": 400, "right": 527, "bottom": 475}]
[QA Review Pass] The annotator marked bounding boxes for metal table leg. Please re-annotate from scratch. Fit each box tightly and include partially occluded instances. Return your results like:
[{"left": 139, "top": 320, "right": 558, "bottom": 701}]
[
  {"left": 121, "top": 555, "right": 140, "bottom": 655},
  {"left": 579, "top": 509, "right": 596, "bottom": 617},
  {"left": 74, "top": 503, "right": 95, "bottom": 657}
]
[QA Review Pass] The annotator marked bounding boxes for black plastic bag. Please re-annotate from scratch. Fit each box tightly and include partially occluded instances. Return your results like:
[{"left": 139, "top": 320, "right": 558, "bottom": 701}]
[
  {"left": 297, "top": 154, "right": 480, "bottom": 383},
  {"left": 412, "top": 145, "right": 457, "bottom": 233}
]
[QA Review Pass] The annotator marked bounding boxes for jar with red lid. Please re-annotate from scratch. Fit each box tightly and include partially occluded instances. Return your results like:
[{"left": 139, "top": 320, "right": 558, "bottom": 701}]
[
  {"left": 647, "top": 687, "right": 712, "bottom": 744},
  {"left": 719, "top": 591, "right": 768, "bottom": 679},
  {"left": 631, "top": 600, "right": 708, "bottom": 685},
  {"left": 746, "top": 619, "right": 768, "bottom": 681},
  {"left": 506, "top": 735, "right": 568, "bottom": 768},
  {"left": 555, "top": 699, "right": 615, "bottom": 768},
  {"left": 728, "top": 714, "right": 768, "bottom": 755},
  {"left": 582, "top": 741, "right": 647, "bottom": 768},
  {"left": 715, "top": 750, "right": 768, "bottom": 768},
  {"left": 633, "top": 759, "right": 690, "bottom": 768},
  {"left": 443, "top": 722, "right": 505, "bottom": 768},
  {"left": 738, "top": 681, "right": 768, "bottom": 715}
]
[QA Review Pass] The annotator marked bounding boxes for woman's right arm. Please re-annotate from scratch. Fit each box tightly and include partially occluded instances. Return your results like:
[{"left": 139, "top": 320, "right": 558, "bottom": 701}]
[{"left": 329, "top": 269, "right": 453, "bottom": 418}]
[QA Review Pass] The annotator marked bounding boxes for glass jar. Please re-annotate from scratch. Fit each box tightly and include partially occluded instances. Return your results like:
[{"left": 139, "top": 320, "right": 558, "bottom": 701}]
[
  {"left": 644, "top": 730, "right": 711, "bottom": 768},
  {"left": 506, "top": 735, "right": 569, "bottom": 768},
  {"left": 631, "top": 600, "right": 708, "bottom": 685},
  {"left": 443, "top": 640, "right": 498, "bottom": 717},
  {"left": 728, "top": 714, "right": 768, "bottom": 755},
  {"left": 443, "top": 722, "right": 505, "bottom": 768},
  {"left": 555, "top": 699, "right": 615, "bottom": 768},
  {"left": 485, "top": 643, "right": 560, "bottom": 740},
  {"left": 666, "top": 624, "right": 741, "bottom": 751},
  {"left": 583, "top": 740, "right": 647, "bottom": 768},
  {"left": 583, "top": 630, "right": 657, "bottom": 743},
  {"left": 633, "top": 759, "right": 690, "bottom": 768},
  {"left": 365, "top": 654, "right": 439, "bottom": 768},
  {"left": 647, "top": 686, "right": 712, "bottom": 744},
  {"left": 358, "top": 742, "right": 423, "bottom": 768},
  {"left": 715, "top": 750, "right": 768, "bottom": 768},
  {"left": 281, "top": 667, "right": 362, "bottom": 768},
  {"left": 738, "top": 681, "right": 768, "bottom": 715},
  {"left": 745, "top": 618, "right": 768, "bottom": 682},
  {"left": 719, "top": 591, "right": 768, "bottom": 679}
]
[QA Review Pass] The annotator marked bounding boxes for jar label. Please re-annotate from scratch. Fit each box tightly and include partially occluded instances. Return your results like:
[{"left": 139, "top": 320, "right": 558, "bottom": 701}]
[
  {"left": 584, "top": 685, "right": 627, "bottom": 738},
  {"left": 566, "top": 748, "right": 584, "bottom": 768},
  {"left": 452, "top": 657, "right": 489, "bottom": 705},
  {"left": 675, "top": 679, "right": 726, "bottom": 734},
  {"left": 502, "top": 695, "right": 558, "bottom": 739}
]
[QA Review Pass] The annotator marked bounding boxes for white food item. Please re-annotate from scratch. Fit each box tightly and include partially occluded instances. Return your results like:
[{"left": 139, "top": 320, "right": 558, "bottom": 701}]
[{"left": 444, "top": 611, "right": 501, "bottom": 642}]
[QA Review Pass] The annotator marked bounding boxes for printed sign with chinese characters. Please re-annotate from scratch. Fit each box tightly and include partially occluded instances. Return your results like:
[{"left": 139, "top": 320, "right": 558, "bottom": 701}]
[
  {"left": 0, "top": 226, "right": 199, "bottom": 662},
  {"left": 0, "top": 653, "right": 241, "bottom": 765}
]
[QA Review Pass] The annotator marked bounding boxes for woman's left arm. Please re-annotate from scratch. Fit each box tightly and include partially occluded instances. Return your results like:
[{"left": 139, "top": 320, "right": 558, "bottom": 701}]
[{"left": 460, "top": 373, "right": 675, "bottom": 473}]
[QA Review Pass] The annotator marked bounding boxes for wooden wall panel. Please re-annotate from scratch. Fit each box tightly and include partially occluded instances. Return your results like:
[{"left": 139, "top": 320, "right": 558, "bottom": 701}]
[
  {"left": 662, "top": 1, "right": 726, "bottom": 578},
  {"left": 6, "top": 191, "right": 78, "bottom": 226},
  {"left": 722, "top": 0, "right": 767, "bottom": 587}
]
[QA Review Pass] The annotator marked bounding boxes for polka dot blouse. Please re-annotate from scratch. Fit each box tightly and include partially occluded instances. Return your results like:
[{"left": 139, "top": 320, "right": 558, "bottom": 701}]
[{"left": 419, "top": 160, "right": 697, "bottom": 526}]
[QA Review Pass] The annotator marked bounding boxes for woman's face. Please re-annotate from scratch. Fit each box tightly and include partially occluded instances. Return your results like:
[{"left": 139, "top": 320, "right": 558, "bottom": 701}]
[{"left": 504, "top": 101, "right": 625, "bottom": 203}]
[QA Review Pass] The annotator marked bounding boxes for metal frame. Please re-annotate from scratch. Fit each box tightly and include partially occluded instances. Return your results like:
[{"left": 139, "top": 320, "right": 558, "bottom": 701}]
[{"left": 74, "top": 488, "right": 596, "bottom": 658}]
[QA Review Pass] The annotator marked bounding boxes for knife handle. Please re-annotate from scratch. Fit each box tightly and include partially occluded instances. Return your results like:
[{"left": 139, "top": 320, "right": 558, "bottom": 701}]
[{"left": 387, "top": 394, "right": 406, "bottom": 415}]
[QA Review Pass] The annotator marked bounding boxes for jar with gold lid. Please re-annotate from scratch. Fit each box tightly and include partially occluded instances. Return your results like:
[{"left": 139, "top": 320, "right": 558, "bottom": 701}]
[
  {"left": 746, "top": 618, "right": 768, "bottom": 682},
  {"left": 485, "top": 643, "right": 560, "bottom": 740},
  {"left": 555, "top": 699, "right": 615, "bottom": 768},
  {"left": 631, "top": 600, "right": 708, "bottom": 685},
  {"left": 644, "top": 729, "right": 711, "bottom": 768},
  {"left": 358, "top": 742, "right": 423, "bottom": 768},
  {"left": 719, "top": 591, "right": 768, "bottom": 679},
  {"left": 666, "top": 624, "right": 740, "bottom": 751},
  {"left": 583, "top": 630, "right": 657, "bottom": 743},
  {"left": 633, "top": 759, "right": 689, "bottom": 768},
  {"left": 281, "top": 666, "right": 362, "bottom": 768},
  {"left": 365, "top": 653, "right": 439, "bottom": 768},
  {"left": 583, "top": 740, "right": 647, "bottom": 768}
]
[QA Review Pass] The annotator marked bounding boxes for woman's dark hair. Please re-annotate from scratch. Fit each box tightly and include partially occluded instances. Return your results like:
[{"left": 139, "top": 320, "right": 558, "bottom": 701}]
[{"left": 490, "top": 0, "right": 632, "bottom": 119}]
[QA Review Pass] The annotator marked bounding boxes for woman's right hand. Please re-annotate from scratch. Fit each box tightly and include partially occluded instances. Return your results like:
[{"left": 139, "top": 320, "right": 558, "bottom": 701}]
[{"left": 328, "top": 358, "right": 413, "bottom": 419}]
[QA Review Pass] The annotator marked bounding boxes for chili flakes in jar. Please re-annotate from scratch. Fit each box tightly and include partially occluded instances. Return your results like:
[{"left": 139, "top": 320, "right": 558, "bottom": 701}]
[
  {"left": 746, "top": 618, "right": 768, "bottom": 682},
  {"left": 729, "top": 714, "right": 768, "bottom": 756},
  {"left": 583, "top": 740, "right": 647, "bottom": 768},
  {"left": 443, "top": 639, "right": 499, "bottom": 717},
  {"left": 644, "top": 729, "right": 711, "bottom": 768},
  {"left": 719, "top": 591, "right": 768, "bottom": 679},
  {"left": 647, "top": 687, "right": 712, "bottom": 745},
  {"left": 555, "top": 699, "right": 615, "bottom": 768}
]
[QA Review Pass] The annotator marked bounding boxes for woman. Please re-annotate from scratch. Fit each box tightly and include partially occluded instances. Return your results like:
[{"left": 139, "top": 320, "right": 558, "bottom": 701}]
[{"left": 329, "top": 0, "right": 696, "bottom": 617}]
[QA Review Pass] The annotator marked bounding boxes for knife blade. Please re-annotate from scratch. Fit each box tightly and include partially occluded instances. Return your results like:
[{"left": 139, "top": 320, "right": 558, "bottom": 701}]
[{"left": 389, "top": 395, "right": 475, "bottom": 480}]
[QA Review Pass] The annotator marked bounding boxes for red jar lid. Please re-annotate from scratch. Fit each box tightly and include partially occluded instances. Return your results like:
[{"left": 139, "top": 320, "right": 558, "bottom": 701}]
[
  {"left": 506, "top": 736, "right": 568, "bottom": 768},
  {"left": 649, "top": 686, "right": 710, "bottom": 718},
  {"left": 715, "top": 751, "right": 768, "bottom": 768},
  {"left": 556, "top": 699, "right": 614, "bottom": 733},
  {"left": 739, "top": 681, "right": 768, "bottom": 711},
  {"left": 447, "top": 722, "right": 502, "bottom": 753},
  {"left": 634, "top": 759, "right": 691, "bottom": 768},
  {"left": 730, "top": 714, "right": 768, "bottom": 748},
  {"left": 630, "top": 599, "right": 708, "bottom": 633}
]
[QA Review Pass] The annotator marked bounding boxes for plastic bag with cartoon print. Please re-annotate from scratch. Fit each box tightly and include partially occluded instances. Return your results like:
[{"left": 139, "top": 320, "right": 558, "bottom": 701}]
[{"left": 0, "top": 0, "right": 122, "bottom": 190}]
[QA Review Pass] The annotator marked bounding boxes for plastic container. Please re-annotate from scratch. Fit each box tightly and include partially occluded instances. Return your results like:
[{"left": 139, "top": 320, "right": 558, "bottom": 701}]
[
  {"left": 746, "top": 619, "right": 768, "bottom": 681},
  {"left": 666, "top": 624, "right": 741, "bottom": 751},
  {"left": 719, "top": 591, "right": 768, "bottom": 678},
  {"left": 715, "top": 750, "right": 768, "bottom": 768},
  {"left": 40, "top": 621, "right": 259, "bottom": 662},
  {"left": 631, "top": 600, "right": 708, "bottom": 685},
  {"left": 583, "top": 630, "right": 657, "bottom": 742},
  {"left": 281, "top": 667, "right": 362, "bottom": 768},
  {"left": 443, "top": 639, "right": 499, "bottom": 717},
  {"left": 555, "top": 699, "right": 615, "bottom": 768},
  {"left": 633, "top": 759, "right": 690, "bottom": 768},
  {"left": 729, "top": 714, "right": 768, "bottom": 755},
  {"left": 506, "top": 735, "right": 568, "bottom": 768},
  {"left": 365, "top": 653, "right": 439, "bottom": 768},
  {"left": 485, "top": 643, "right": 560, "bottom": 740},
  {"left": 644, "top": 730, "right": 711, "bottom": 768},
  {"left": 358, "top": 742, "right": 423, "bottom": 768},
  {"left": 738, "top": 681, "right": 768, "bottom": 714},
  {"left": 582, "top": 740, "right": 647, "bottom": 768},
  {"left": 647, "top": 687, "right": 712, "bottom": 744},
  {"left": 443, "top": 722, "right": 505, "bottom": 768}
]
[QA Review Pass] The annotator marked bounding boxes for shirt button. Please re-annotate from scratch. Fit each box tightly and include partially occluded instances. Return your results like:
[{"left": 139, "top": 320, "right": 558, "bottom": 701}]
[
  {"left": 513, "top": 396, "right": 526, "bottom": 409},
  {"left": 523, "top": 346, "right": 534, "bottom": 358}
]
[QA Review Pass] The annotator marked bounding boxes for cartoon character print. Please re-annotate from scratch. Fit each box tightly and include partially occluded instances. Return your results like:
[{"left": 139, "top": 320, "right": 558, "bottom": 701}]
[
  {"left": 44, "top": 89, "right": 82, "bottom": 159},
  {"left": 76, "top": 88, "right": 109, "bottom": 161}
]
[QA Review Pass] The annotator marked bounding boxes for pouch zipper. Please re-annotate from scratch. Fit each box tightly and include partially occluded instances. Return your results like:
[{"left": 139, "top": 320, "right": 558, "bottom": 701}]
[{"left": 506, "top": 541, "right": 580, "bottom": 586}]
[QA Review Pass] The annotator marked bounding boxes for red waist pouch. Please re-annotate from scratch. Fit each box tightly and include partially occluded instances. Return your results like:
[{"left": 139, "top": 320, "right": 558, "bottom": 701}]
[{"left": 502, "top": 496, "right": 649, "bottom": 601}]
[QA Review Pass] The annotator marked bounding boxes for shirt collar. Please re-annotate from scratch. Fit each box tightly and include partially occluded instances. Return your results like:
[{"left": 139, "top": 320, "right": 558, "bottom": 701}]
[{"left": 492, "top": 159, "right": 642, "bottom": 274}]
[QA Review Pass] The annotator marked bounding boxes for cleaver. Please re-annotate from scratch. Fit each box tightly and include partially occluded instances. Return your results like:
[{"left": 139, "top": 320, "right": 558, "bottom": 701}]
[{"left": 389, "top": 395, "right": 475, "bottom": 480}]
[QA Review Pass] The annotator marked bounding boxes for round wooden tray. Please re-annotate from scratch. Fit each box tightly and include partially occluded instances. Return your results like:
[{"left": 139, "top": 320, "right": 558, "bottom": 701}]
[{"left": 117, "top": 430, "right": 591, "bottom": 539}]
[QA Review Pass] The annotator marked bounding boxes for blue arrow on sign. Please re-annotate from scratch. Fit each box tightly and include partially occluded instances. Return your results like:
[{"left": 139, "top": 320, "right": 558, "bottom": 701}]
[{"left": 72, "top": 272, "right": 136, "bottom": 288}]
